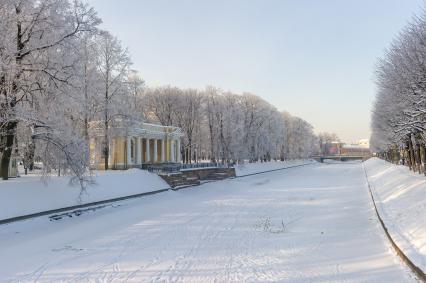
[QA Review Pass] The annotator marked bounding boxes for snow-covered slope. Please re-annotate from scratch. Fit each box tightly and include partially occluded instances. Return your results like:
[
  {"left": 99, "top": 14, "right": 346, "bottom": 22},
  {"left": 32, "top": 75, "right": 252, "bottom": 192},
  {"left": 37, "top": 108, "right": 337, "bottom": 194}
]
[
  {"left": 234, "top": 160, "right": 314, "bottom": 176},
  {"left": 0, "top": 169, "right": 169, "bottom": 220},
  {"left": 364, "top": 158, "right": 426, "bottom": 272}
]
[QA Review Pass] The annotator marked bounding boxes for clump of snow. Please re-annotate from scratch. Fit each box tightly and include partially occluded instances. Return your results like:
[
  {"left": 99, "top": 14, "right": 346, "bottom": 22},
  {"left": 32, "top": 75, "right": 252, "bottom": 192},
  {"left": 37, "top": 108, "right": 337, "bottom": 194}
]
[
  {"left": 0, "top": 169, "right": 170, "bottom": 221},
  {"left": 364, "top": 158, "right": 426, "bottom": 272},
  {"left": 234, "top": 160, "right": 314, "bottom": 176}
]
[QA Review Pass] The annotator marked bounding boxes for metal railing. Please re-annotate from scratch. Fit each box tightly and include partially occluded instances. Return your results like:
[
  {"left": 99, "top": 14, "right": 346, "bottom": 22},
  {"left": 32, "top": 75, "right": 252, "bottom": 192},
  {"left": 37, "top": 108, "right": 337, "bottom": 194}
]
[{"left": 145, "top": 162, "right": 231, "bottom": 174}]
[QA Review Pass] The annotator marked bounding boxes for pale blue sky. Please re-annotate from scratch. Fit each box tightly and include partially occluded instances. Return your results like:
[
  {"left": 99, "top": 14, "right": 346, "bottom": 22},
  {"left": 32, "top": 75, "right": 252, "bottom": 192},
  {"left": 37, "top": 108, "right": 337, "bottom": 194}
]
[{"left": 86, "top": 0, "right": 423, "bottom": 142}]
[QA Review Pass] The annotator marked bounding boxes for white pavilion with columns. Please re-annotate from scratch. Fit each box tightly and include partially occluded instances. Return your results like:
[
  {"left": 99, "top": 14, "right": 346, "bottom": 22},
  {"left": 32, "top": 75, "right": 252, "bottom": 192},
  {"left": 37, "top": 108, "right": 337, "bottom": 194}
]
[{"left": 89, "top": 119, "right": 183, "bottom": 170}]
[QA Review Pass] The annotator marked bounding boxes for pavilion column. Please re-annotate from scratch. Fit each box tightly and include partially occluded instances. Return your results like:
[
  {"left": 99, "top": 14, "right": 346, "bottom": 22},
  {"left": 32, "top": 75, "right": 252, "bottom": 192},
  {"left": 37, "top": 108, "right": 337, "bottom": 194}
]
[
  {"left": 136, "top": 137, "right": 141, "bottom": 165},
  {"left": 108, "top": 138, "right": 113, "bottom": 167},
  {"left": 161, "top": 139, "right": 165, "bottom": 162},
  {"left": 177, "top": 138, "right": 181, "bottom": 163},
  {"left": 126, "top": 136, "right": 132, "bottom": 167},
  {"left": 153, "top": 139, "right": 158, "bottom": 163},
  {"left": 171, "top": 139, "right": 175, "bottom": 163},
  {"left": 146, "top": 138, "right": 150, "bottom": 163},
  {"left": 91, "top": 138, "right": 96, "bottom": 164}
]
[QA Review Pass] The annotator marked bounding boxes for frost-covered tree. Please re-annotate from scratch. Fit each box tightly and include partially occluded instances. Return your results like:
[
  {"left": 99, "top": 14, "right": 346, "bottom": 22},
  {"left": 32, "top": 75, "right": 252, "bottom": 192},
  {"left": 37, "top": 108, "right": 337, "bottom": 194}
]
[
  {"left": 371, "top": 5, "right": 426, "bottom": 172},
  {"left": 95, "top": 31, "right": 131, "bottom": 170},
  {"left": 126, "top": 70, "right": 145, "bottom": 121},
  {"left": 74, "top": 34, "right": 103, "bottom": 142},
  {"left": 142, "top": 86, "right": 318, "bottom": 163},
  {"left": 177, "top": 89, "right": 203, "bottom": 163},
  {"left": 143, "top": 86, "right": 182, "bottom": 126},
  {"left": 0, "top": 0, "right": 99, "bottom": 183},
  {"left": 0, "top": 0, "right": 319, "bottom": 187}
]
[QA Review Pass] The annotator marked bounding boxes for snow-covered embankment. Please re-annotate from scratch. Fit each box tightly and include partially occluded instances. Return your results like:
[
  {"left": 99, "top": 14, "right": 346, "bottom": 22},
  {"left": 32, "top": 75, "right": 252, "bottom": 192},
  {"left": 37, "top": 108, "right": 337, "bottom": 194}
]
[
  {"left": 364, "top": 158, "right": 426, "bottom": 273},
  {"left": 0, "top": 169, "right": 170, "bottom": 221},
  {"left": 0, "top": 160, "right": 315, "bottom": 222}
]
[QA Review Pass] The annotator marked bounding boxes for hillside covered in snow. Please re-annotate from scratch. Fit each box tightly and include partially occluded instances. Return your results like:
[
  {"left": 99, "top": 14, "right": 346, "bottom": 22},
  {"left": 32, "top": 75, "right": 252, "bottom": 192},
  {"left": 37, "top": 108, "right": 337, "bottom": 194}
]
[{"left": 364, "top": 158, "right": 426, "bottom": 273}]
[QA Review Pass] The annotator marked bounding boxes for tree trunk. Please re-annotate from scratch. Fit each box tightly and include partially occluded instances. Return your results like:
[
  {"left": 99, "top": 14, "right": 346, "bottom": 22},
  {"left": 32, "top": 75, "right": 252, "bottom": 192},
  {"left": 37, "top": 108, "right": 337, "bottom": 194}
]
[
  {"left": 415, "top": 143, "right": 422, "bottom": 174},
  {"left": 84, "top": 117, "right": 89, "bottom": 143},
  {"left": 423, "top": 145, "right": 426, "bottom": 176},
  {"left": 83, "top": 41, "right": 90, "bottom": 144},
  {"left": 1, "top": 7, "right": 24, "bottom": 179},
  {"left": 103, "top": 118, "right": 109, "bottom": 170},
  {"left": 406, "top": 142, "right": 412, "bottom": 170},
  {"left": 208, "top": 118, "right": 216, "bottom": 163},
  {"left": 188, "top": 140, "right": 192, "bottom": 164},
  {"left": 0, "top": 121, "right": 17, "bottom": 180},
  {"left": 24, "top": 139, "right": 35, "bottom": 173},
  {"left": 408, "top": 136, "right": 415, "bottom": 171},
  {"left": 103, "top": 75, "right": 109, "bottom": 170}
]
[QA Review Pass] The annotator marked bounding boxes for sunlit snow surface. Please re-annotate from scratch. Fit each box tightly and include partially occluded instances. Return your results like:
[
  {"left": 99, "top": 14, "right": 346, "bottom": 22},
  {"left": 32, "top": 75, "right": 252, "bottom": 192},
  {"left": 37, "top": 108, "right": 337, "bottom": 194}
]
[
  {"left": 0, "top": 169, "right": 169, "bottom": 220},
  {"left": 0, "top": 162, "right": 416, "bottom": 282},
  {"left": 365, "top": 158, "right": 426, "bottom": 274}
]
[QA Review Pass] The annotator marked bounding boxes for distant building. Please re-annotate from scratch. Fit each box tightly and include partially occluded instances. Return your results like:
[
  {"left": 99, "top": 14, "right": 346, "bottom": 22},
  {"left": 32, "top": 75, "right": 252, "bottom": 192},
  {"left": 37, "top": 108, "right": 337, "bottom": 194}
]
[
  {"left": 321, "top": 140, "right": 370, "bottom": 157},
  {"left": 340, "top": 144, "right": 370, "bottom": 157},
  {"left": 357, "top": 139, "right": 369, "bottom": 148},
  {"left": 89, "top": 119, "right": 183, "bottom": 170},
  {"left": 321, "top": 142, "right": 343, "bottom": 156}
]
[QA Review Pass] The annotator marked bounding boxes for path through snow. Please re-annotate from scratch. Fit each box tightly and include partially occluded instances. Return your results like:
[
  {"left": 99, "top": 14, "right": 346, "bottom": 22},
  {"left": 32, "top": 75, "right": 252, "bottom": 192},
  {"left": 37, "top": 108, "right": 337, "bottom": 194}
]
[{"left": 0, "top": 162, "right": 417, "bottom": 282}]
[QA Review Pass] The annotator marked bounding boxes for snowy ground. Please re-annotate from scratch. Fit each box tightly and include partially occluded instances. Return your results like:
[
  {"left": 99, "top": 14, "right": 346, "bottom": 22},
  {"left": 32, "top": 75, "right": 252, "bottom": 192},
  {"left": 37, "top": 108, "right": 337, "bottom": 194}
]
[
  {"left": 0, "top": 169, "right": 169, "bottom": 220},
  {"left": 234, "top": 159, "right": 314, "bottom": 176},
  {"left": 0, "top": 160, "right": 312, "bottom": 221},
  {"left": 0, "top": 162, "right": 416, "bottom": 282},
  {"left": 364, "top": 158, "right": 426, "bottom": 273}
]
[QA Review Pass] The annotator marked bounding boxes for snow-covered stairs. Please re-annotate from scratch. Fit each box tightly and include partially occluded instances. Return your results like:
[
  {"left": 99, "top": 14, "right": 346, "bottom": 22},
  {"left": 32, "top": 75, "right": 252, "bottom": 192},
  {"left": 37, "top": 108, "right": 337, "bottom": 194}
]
[{"left": 160, "top": 172, "right": 201, "bottom": 188}]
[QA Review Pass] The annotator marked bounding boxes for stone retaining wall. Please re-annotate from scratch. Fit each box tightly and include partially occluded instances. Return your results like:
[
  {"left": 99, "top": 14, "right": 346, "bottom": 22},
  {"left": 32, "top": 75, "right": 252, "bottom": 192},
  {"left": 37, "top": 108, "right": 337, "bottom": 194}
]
[{"left": 160, "top": 167, "right": 236, "bottom": 188}]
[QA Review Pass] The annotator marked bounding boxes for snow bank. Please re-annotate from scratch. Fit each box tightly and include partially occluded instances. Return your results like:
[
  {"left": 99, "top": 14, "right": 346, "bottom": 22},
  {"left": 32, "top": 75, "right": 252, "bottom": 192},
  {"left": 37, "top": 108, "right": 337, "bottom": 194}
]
[
  {"left": 364, "top": 158, "right": 426, "bottom": 272},
  {"left": 234, "top": 159, "right": 314, "bottom": 176},
  {"left": 0, "top": 169, "right": 169, "bottom": 220},
  {"left": 0, "top": 161, "right": 316, "bottom": 221}
]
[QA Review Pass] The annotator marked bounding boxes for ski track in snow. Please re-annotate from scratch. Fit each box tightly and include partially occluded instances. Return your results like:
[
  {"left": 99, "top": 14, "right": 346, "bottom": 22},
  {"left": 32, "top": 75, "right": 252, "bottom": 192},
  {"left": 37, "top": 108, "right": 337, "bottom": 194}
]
[{"left": 0, "top": 162, "right": 418, "bottom": 282}]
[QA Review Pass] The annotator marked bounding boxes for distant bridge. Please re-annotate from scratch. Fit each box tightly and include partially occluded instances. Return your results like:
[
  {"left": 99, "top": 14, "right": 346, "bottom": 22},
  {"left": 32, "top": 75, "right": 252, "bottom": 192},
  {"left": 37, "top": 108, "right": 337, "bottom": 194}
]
[{"left": 312, "top": 155, "right": 371, "bottom": 163}]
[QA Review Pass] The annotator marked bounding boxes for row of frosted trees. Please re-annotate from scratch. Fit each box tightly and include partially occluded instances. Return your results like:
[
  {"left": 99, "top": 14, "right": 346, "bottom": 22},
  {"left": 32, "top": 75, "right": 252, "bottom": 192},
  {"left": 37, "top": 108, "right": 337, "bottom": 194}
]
[
  {"left": 0, "top": 0, "right": 319, "bottom": 188},
  {"left": 371, "top": 6, "right": 426, "bottom": 175},
  {"left": 0, "top": 0, "right": 141, "bottom": 186},
  {"left": 142, "top": 86, "right": 318, "bottom": 164}
]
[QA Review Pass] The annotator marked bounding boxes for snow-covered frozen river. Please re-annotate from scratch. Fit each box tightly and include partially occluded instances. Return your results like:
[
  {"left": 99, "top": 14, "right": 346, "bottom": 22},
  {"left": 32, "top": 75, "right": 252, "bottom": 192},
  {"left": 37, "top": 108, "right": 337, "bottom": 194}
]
[{"left": 0, "top": 162, "right": 417, "bottom": 282}]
